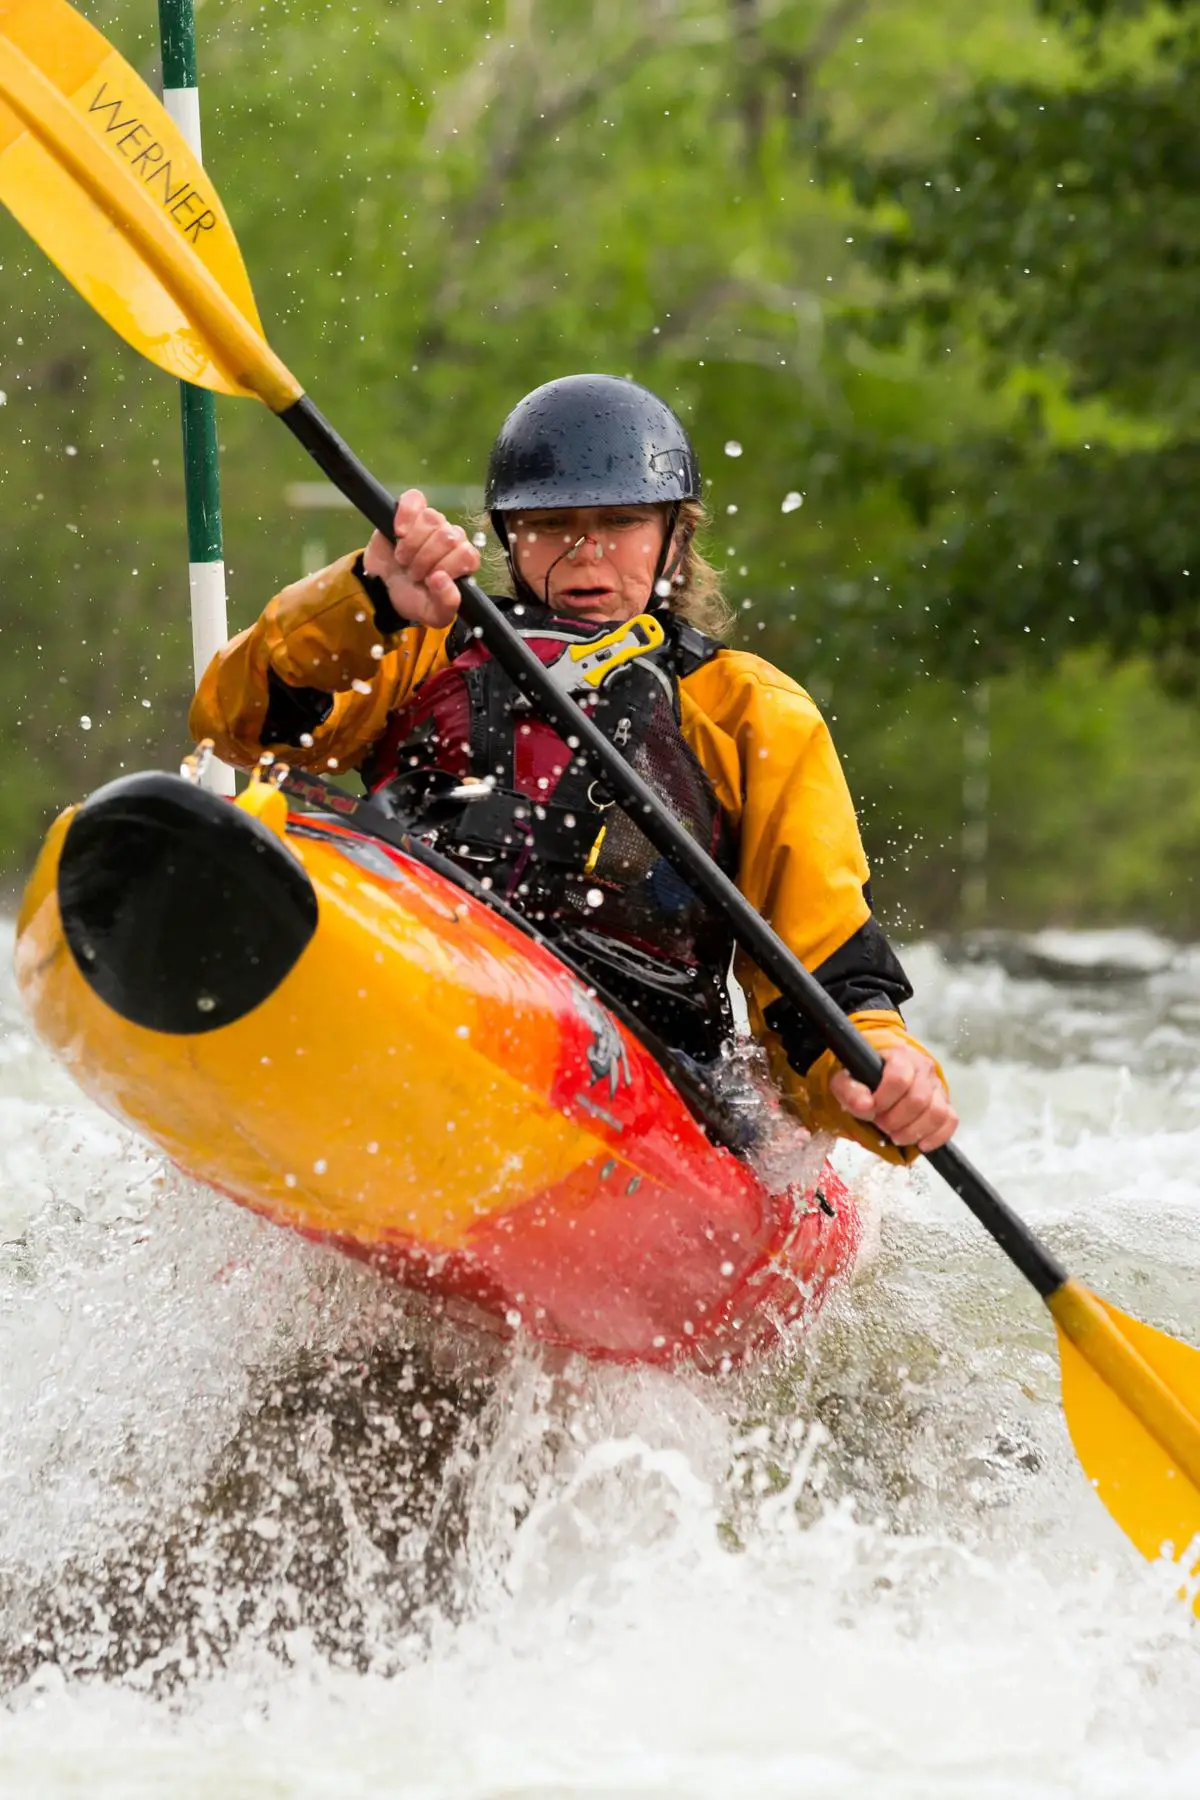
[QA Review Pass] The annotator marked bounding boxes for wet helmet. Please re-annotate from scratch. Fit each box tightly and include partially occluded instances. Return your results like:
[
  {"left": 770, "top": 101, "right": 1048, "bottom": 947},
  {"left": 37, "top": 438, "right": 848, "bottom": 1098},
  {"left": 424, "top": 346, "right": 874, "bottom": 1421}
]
[
  {"left": 485, "top": 375, "right": 701, "bottom": 602},
  {"left": 485, "top": 374, "right": 701, "bottom": 523}
]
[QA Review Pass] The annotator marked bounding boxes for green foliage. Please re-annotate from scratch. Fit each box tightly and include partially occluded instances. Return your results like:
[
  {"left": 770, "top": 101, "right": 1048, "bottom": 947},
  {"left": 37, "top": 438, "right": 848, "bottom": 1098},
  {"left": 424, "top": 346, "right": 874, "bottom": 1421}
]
[
  {"left": 842, "top": 654, "right": 1200, "bottom": 935},
  {"left": 832, "top": 0, "right": 1200, "bottom": 690},
  {"left": 1, "top": 0, "right": 1198, "bottom": 937},
  {"left": 0, "top": 307, "right": 196, "bottom": 862}
]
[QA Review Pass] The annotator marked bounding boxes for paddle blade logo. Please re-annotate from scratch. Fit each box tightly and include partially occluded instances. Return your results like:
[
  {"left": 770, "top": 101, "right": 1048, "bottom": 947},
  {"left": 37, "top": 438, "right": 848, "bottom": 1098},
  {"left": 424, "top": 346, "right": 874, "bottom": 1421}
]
[{"left": 0, "top": 0, "right": 264, "bottom": 397}]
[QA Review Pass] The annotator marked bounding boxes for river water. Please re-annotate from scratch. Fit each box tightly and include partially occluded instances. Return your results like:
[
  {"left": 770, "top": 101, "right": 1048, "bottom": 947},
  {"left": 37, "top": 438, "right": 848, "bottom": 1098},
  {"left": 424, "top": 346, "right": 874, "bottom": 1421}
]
[{"left": 2, "top": 921, "right": 1200, "bottom": 1797}]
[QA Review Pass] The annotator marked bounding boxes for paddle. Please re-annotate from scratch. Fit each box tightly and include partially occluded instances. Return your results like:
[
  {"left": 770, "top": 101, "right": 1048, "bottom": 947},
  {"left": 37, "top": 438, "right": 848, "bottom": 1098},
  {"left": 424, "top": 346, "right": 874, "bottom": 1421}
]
[{"left": 4, "top": 0, "right": 1200, "bottom": 1591}]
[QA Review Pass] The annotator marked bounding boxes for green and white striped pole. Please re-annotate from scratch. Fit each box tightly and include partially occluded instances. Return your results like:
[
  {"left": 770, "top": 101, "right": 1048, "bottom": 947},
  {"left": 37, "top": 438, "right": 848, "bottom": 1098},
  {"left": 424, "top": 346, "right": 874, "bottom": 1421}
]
[{"left": 157, "top": 0, "right": 234, "bottom": 795}]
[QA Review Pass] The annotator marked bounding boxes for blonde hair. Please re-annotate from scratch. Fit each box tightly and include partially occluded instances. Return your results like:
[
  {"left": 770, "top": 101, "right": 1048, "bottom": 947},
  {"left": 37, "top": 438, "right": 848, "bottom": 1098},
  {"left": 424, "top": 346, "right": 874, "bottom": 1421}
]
[
  {"left": 666, "top": 500, "right": 735, "bottom": 638},
  {"left": 472, "top": 498, "right": 734, "bottom": 640}
]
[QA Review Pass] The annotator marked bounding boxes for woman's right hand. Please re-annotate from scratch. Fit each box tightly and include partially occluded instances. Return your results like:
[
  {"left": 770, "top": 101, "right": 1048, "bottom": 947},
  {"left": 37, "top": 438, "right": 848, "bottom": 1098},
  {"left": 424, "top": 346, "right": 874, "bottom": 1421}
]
[{"left": 361, "top": 489, "right": 481, "bottom": 629}]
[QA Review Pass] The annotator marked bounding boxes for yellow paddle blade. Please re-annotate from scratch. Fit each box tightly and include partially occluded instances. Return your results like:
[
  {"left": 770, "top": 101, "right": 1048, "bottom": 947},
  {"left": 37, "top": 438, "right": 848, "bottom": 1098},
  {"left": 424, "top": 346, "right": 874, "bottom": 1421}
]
[
  {"left": 1052, "top": 1280, "right": 1200, "bottom": 1585},
  {"left": 0, "top": 0, "right": 300, "bottom": 408}
]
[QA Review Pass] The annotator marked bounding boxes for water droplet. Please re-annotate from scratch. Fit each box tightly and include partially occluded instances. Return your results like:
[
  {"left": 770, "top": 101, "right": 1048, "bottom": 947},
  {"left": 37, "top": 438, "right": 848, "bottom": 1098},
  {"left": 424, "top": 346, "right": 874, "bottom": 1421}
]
[
  {"left": 781, "top": 491, "right": 804, "bottom": 513},
  {"left": 585, "top": 888, "right": 604, "bottom": 908},
  {"left": 79, "top": 715, "right": 92, "bottom": 731},
  {"left": 654, "top": 578, "right": 673, "bottom": 598},
  {"left": 196, "top": 994, "right": 216, "bottom": 1012},
  {"left": 723, "top": 440, "right": 743, "bottom": 458}
]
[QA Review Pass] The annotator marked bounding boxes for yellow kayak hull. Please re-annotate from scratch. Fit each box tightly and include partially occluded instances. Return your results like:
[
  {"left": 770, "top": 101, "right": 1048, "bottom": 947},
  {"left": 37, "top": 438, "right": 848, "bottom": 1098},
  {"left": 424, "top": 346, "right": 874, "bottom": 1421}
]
[{"left": 15, "top": 772, "right": 859, "bottom": 1363}]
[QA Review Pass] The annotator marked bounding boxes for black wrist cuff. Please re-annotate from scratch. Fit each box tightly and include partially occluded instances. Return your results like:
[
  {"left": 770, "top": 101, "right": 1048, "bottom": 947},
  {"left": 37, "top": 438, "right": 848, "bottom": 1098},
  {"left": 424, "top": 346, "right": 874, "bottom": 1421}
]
[
  {"left": 764, "top": 912, "right": 914, "bottom": 1076},
  {"left": 262, "top": 667, "right": 334, "bottom": 747},
  {"left": 352, "top": 551, "right": 405, "bottom": 635}
]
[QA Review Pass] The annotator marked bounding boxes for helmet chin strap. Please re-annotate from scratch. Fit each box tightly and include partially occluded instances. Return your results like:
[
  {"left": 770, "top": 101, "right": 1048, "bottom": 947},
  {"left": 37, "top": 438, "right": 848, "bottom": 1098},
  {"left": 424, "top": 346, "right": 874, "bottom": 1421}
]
[
  {"left": 542, "top": 534, "right": 590, "bottom": 607},
  {"left": 651, "top": 504, "right": 685, "bottom": 609},
  {"left": 491, "top": 511, "right": 542, "bottom": 610}
]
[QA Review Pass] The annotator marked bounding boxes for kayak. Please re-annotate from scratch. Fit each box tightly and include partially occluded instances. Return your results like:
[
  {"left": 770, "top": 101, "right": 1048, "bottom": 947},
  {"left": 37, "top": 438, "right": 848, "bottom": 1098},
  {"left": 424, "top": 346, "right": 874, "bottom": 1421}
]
[{"left": 13, "top": 768, "right": 860, "bottom": 1365}]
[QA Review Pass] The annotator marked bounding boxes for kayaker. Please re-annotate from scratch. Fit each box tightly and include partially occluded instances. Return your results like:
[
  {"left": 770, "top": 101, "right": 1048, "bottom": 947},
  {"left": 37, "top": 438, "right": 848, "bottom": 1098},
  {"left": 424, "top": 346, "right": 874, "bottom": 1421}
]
[{"left": 191, "top": 374, "right": 956, "bottom": 1161}]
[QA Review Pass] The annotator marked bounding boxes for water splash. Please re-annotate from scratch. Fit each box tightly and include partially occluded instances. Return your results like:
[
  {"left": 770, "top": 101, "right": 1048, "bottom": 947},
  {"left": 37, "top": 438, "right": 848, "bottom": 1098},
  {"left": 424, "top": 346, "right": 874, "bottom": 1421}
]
[{"left": 4, "top": 925, "right": 1200, "bottom": 1792}]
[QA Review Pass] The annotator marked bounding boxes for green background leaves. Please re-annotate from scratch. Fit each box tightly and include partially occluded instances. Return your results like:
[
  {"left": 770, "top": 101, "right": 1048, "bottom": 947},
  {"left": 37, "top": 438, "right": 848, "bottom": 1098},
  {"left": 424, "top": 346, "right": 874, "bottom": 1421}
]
[{"left": 1, "top": 0, "right": 1196, "bottom": 933}]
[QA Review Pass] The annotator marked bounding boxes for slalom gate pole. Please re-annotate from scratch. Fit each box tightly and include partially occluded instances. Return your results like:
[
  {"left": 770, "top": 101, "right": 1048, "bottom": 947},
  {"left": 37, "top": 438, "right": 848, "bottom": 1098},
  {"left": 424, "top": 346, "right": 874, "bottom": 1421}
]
[{"left": 156, "top": 0, "right": 234, "bottom": 795}]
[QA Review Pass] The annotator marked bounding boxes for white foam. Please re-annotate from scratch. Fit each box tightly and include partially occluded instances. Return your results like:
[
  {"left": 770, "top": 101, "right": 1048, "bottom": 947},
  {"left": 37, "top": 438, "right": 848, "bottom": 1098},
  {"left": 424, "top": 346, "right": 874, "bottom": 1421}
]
[{"left": 4, "top": 923, "right": 1200, "bottom": 1795}]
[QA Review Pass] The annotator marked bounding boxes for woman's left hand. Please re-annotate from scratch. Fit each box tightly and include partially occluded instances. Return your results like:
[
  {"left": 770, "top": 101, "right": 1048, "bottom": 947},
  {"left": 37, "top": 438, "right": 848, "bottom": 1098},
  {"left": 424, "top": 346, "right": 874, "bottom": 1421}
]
[{"left": 830, "top": 1047, "right": 958, "bottom": 1152}]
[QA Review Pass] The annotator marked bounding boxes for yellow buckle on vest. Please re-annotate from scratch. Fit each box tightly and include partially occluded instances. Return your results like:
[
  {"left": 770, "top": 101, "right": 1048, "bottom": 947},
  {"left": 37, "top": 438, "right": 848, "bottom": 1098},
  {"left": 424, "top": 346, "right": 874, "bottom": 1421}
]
[
  {"left": 566, "top": 613, "right": 665, "bottom": 690},
  {"left": 584, "top": 824, "right": 608, "bottom": 874}
]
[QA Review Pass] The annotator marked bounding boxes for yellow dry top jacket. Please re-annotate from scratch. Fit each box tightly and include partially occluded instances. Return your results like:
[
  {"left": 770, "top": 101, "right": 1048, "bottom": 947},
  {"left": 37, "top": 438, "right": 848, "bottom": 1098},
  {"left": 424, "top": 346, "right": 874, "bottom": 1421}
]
[{"left": 191, "top": 551, "right": 943, "bottom": 1164}]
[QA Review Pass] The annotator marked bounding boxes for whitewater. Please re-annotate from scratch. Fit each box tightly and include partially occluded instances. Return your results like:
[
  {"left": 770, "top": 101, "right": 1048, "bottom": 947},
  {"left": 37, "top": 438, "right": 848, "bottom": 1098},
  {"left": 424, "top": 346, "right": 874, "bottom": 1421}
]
[{"left": 3, "top": 921, "right": 1200, "bottom": 1798}]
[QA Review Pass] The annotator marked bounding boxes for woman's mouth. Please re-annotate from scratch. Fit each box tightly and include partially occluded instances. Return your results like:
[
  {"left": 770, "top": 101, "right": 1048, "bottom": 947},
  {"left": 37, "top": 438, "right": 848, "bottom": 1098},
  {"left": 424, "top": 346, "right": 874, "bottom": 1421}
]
[{"left": 545, "top": 579, "right": 626, "bottom": 622}]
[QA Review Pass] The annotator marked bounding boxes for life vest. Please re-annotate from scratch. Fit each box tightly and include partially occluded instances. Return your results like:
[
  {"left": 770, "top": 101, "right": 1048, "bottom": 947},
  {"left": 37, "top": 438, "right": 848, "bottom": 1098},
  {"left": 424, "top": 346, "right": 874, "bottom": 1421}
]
[{"left": 361, "top": 600, "right": 738, "bottom": 1062}]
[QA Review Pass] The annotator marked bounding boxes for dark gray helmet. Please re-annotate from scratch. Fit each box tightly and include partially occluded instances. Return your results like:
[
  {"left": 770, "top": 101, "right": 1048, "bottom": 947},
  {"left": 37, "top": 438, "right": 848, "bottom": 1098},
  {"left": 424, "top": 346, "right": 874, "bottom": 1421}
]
[{"left": 485, "top": 374, "right": 702, "bottom": 518}]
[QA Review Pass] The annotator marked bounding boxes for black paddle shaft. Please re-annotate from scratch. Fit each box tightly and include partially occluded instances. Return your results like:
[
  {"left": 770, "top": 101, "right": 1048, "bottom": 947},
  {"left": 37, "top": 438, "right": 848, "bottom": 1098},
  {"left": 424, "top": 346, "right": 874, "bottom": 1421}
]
[{"left": 280, "top": 394, "right": 1068, "bottom": 1302}]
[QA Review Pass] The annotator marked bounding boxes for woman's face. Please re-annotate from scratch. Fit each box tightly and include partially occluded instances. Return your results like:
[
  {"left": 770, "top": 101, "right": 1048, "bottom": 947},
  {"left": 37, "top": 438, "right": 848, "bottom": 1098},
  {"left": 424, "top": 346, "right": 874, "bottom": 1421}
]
[{"left": 507, "top": 504, "right": 671, "bottom": 623}]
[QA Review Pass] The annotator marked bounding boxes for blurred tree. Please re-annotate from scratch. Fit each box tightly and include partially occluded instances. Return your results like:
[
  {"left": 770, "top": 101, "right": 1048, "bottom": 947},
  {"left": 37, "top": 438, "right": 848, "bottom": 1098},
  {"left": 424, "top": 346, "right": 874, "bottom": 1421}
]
[
  {"left": 3, "top": 0, "right": 1198, "bottom": 935},
  {"left": 834, "top": 0, "right": 1200, "bottom": 688},
  {"left": 2, "top": 0, "right": 1016, "bottom": 860}
]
